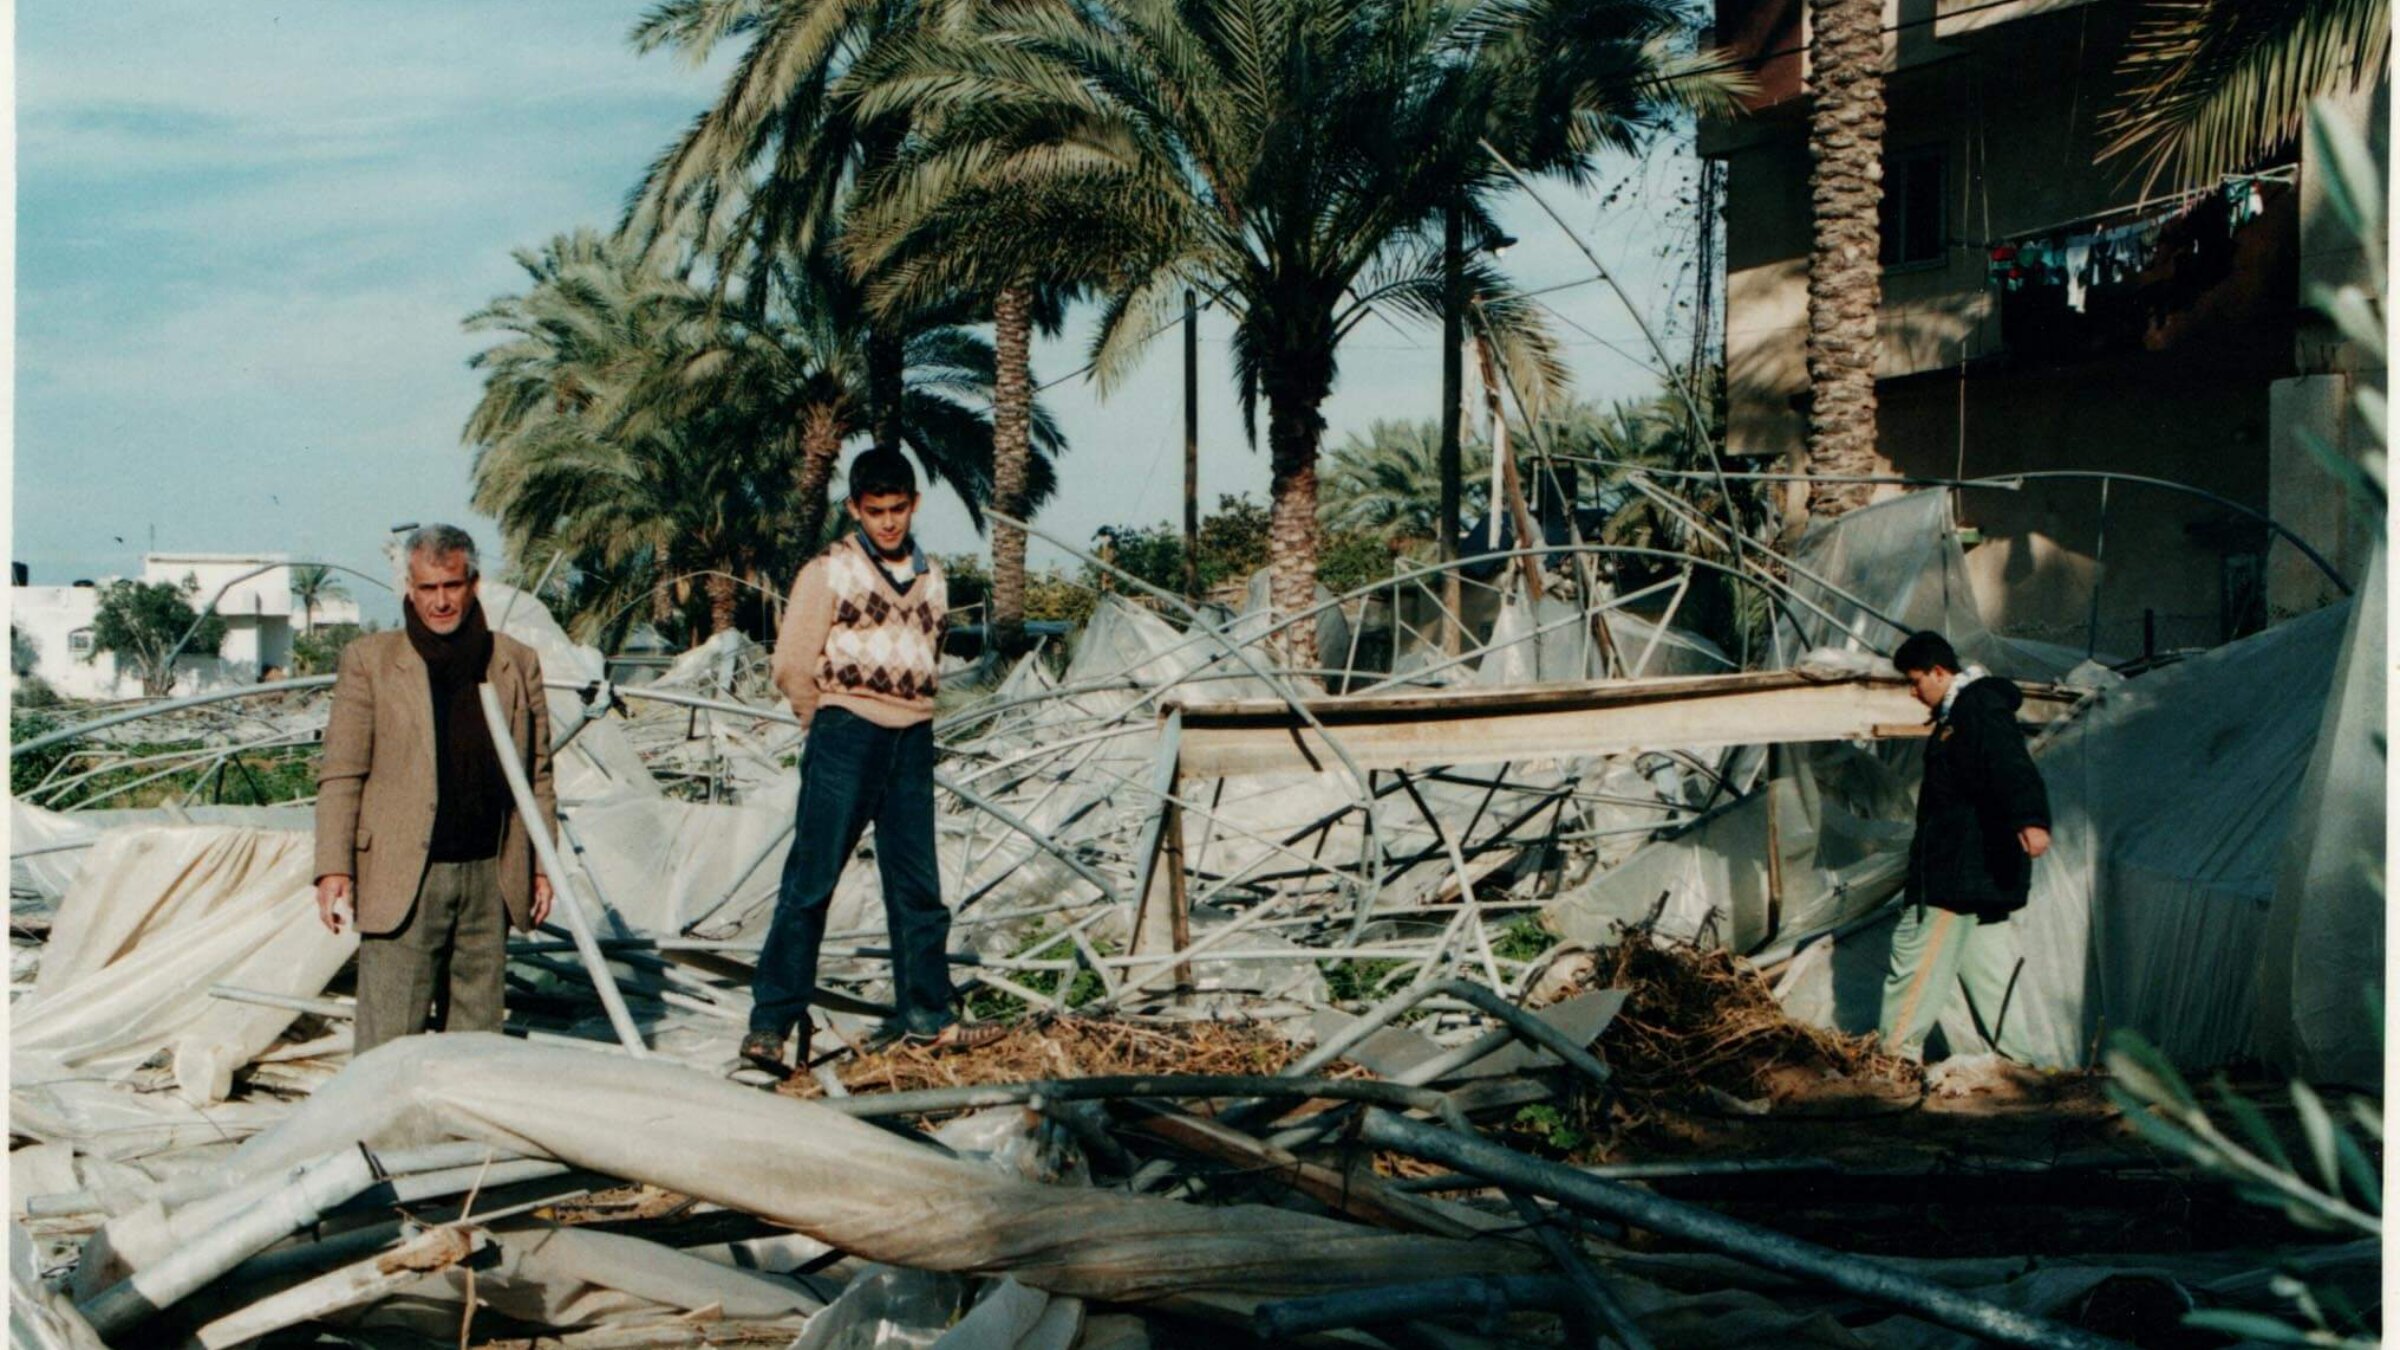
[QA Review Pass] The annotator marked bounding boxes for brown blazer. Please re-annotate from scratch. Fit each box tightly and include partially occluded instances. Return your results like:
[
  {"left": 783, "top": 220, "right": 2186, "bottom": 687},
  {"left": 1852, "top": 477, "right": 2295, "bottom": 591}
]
[{"left": 312, "top": 629, "right": 558, "bottom": 936}]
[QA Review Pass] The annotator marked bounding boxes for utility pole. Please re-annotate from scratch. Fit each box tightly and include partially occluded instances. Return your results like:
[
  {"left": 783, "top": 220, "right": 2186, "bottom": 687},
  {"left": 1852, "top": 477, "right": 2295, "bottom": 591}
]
[
  {"left": 1438, "top": 203, "right": 1464, "bottom": 654},
  {"left": 1183, "top": 288, "right": 1201, "bottom": 602}
]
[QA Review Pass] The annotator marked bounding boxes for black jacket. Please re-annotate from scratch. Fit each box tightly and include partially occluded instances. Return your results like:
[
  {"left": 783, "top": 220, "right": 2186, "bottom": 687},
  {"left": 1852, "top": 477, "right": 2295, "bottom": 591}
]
[{"left": 1908, "top": 677, "right": 2052, "bottom": 921}]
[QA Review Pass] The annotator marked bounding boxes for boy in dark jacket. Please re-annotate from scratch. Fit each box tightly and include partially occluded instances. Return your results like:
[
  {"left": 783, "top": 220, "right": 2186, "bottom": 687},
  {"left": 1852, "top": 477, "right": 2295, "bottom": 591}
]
[{"left": 1878, "top": 632, "right": 2053, "bottom": 1062}]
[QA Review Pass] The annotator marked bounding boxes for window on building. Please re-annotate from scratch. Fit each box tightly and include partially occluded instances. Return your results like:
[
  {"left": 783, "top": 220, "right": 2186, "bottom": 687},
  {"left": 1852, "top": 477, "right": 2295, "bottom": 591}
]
[
  {"left": 1880, "top": 147, "right": 1948, "bottom": 269},
  {"left": 67, "top": 628, "right": 93, "bottom": 656}
]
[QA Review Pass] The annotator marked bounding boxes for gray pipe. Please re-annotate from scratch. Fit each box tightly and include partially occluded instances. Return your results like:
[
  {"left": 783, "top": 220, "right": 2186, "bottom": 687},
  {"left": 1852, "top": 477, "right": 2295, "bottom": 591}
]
[
  {"left": 1358, "top": 1110, "right": 2133, "bottom": 1350},
  {"left": 477, "top": 684, "right": 648, "bottom": 1057},
  {"left": 25, "top": 1140, "right": 536, "bottom": 1219},
  {"left": 1227, "top": 978, "right": 1609, "bottom": 1138},
  {"left": 1254, "top": 1274, "right": 1575, "bottom": 1339},
  {"left": 78, "top": 1145, "right": 380, "bottom": 1343},
  {"left": 12, "top": 677, "right": 338, "bottom": 756},
  {"left": 819, "top": 1072, "right": 1472, "bottom": 1133}
]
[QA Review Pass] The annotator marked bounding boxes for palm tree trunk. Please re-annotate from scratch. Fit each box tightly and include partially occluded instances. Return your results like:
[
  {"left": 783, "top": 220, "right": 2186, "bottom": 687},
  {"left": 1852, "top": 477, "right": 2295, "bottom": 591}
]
[
  {"left": 1264, "top": 360, "right": 1333, "bottom": 674},
  {"left": 794, "top": 408, "right": 846, "bottom": 560},
  {"left": 1803, "top": 0, "right": 1887, "bottom": 522},
  {"left": 705, "top": 572, "right": 738, "bottom": 636},
  {"left": 989, "top": 284, "right": 1034, "bottom": 655},
  {"left": 869, "top": 328, "right": 906, "bottom": 457}
]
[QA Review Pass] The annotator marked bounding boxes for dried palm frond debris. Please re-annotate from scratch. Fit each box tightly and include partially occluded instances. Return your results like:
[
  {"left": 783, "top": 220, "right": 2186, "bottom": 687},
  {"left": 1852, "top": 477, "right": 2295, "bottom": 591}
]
[{"left": 1583, "top": 935, "right": 1917, "bottom": 1098}]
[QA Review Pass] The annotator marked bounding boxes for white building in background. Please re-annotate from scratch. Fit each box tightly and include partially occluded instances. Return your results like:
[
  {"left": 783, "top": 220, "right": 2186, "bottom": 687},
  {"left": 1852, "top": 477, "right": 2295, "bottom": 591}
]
[{"left": 10, "top": 553, "right": 364, "bottom": 703}]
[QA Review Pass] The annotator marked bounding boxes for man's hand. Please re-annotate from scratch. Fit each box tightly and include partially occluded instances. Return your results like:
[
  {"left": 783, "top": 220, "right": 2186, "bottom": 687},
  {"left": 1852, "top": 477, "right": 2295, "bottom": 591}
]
[
  {"left": 2018, "top": 825, "right": 2052, "bottom": 859},
  {"left": 316, "top": 875, "right": 356, "bottom": 935},
  {"left": 531, "top": 873, "right": 554, "bottom": 926}
]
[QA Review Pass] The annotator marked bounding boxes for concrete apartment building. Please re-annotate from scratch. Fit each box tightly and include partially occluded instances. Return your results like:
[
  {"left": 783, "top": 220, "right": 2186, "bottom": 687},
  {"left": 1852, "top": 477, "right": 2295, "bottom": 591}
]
[
  {"left": 12, "top": 553, "right": 364, "bottom": 702},
  {"left": 1702, "top": 0, "right": 2386, "bottom": 655}
]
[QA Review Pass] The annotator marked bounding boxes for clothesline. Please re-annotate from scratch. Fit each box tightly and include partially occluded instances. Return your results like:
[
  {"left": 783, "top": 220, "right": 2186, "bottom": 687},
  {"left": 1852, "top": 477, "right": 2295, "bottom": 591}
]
[{"left": 1966, "top": 164, "right": 2297, "bottom": 252}]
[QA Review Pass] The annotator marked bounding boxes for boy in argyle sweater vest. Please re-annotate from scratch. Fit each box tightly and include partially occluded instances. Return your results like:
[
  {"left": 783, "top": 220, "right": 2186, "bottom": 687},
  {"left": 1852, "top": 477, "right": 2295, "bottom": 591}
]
[{"left": 743, "top": 450, "right": 999, "bottom": 1071}]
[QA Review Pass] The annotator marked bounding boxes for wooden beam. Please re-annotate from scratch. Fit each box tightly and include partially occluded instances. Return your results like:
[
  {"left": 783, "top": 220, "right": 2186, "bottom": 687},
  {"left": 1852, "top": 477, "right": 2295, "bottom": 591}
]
[{"left": 1165, "top": 673, "right": 2080, "bottom": 779}]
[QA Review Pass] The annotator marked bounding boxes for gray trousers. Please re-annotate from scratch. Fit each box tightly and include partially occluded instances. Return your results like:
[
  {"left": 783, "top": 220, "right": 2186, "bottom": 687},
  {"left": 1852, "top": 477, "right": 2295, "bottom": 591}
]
[{"left": 355, "top": 858, "right": 506, "bottom": 1055}]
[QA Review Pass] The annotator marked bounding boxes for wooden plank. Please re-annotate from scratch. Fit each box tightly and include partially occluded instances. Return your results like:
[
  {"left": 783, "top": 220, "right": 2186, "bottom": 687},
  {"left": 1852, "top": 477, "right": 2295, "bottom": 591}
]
[
  {"left": 1166, "top": 674, "right": 2079, "bottom": 779},
  {"left": 1128, "top": 710, "right": 1194, "bottom": 1002}
]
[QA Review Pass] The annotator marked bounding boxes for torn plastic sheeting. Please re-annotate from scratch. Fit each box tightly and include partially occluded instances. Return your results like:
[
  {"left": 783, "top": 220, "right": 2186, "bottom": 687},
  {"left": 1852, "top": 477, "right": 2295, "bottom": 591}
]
[
  {"left": 1776, "top": 600, "right": 2353, "bottom": 1069},
  {"left": 223, "top": 1034, "right": 1534, "bottom": 1304},
  {"left": 481, "top": 579, "right": 658, "bottom": 802},
  {"left": 1547, "top": 784, "right": 1903, "bottom": 956},
  {"left": 1473, "top": 592, "right": 1730, "bottom": 687},
  {"left": 352, "top": 1225, "right": 820, "bottom": 1339},
  {"left": 559, "top": 791, "right": 792, "bottom": 936},
  {"left": 15, "top": 825, "right": 351, "bottom": 1099},
  {"left": 12, "top": 1223, "right": 107, "bottom": 1350},
  {"left": 791, "top": 1264, "right": 962, "bottom": 1350},
  {"left": 1781, "top": 491, "right": 2095, "bottom": 682},
  {"left": 2254, "top": 544, "right": 2385, "bottom": 1086},
  {"left": 929, "top": 1277, "right": 1084, "bottom": 1350},
  {"left": 9, "top": 1077, "right": 282, "bottom": 1170}
]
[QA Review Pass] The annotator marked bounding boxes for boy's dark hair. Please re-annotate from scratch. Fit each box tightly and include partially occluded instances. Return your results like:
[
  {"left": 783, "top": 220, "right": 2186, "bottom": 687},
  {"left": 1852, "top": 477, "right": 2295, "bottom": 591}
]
[
  {"left": 847, "top": 448, "right": 918, "bottom": 500},
  {"left": 1892, "top": 631, "right": 1962, "bottom": 675}
]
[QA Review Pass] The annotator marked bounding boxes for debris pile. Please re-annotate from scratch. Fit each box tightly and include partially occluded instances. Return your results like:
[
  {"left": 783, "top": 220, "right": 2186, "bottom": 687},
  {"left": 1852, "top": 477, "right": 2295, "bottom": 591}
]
[{"left": 9, "top": 493, "right": 2383, "bottom": 1347}]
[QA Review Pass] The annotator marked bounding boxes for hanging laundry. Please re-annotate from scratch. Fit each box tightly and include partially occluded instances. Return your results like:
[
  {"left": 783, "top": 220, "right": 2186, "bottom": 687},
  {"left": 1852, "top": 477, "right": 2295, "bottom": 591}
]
[{"left": 2063, "top": 237, "right": 2092, "bottom": 312}]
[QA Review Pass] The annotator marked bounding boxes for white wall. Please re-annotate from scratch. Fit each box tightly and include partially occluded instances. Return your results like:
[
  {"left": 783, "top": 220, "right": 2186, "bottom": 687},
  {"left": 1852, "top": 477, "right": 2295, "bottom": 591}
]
[
  {"left": 12, "top": 552, "right": 355, "bottom": 700},
  {"left": 11, "top": 585, "right": 129, "bottom": 701}
]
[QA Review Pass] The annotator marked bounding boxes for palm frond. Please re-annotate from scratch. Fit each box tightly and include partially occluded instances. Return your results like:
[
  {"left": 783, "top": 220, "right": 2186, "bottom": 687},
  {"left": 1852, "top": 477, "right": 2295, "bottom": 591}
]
[{"left": 2100, "top": 0, "right": 2390, "bottom": 190}]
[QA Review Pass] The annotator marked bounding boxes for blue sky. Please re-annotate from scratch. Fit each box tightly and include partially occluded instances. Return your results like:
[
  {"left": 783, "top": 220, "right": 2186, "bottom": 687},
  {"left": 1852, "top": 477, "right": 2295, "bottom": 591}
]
[{"left": 12, "top": 2, "right": 1707, "bottom": 625}]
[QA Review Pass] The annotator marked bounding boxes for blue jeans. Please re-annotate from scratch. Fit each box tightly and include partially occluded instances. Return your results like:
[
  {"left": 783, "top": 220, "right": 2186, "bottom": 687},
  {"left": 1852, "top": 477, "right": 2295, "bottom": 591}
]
[{"left": 750, "top": 707, "right": 954, "bottom": 1040}]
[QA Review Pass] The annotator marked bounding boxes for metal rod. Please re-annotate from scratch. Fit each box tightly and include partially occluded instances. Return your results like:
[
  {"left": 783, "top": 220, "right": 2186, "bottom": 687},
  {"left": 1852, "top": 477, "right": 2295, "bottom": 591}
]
[
  {"left": 1255, "top": 1275, "right": 1574, "bottom": 1340},
  {"left": 1359, "top": 1111, "right": 2135, "bottom": 1350},
  {"left": 1506, "top": 1190, "right": 1653, "bottom": 1350},
  {"left": 821, "top": 1072, "right": 1473, "bottom": 1132},
  {"left": 478, "top": 684, "right": 647, "bottom": 1057},
  {"left": 13, "top": 677, "right": 338, "bottom": 757}
]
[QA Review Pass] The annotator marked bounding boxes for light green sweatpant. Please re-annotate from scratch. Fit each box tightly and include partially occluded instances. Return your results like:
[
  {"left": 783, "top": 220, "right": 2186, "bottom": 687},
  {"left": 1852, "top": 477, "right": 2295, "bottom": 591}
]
[{"left": 1877, "top": 903, "right": 2026, "bottom": 1062}]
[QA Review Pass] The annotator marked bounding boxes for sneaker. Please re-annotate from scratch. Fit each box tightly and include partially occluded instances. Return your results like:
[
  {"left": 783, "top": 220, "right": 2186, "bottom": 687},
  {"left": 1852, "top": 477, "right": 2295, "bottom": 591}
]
[
  {"left": 905, "top": 1021, "right": 1008, "bottom": 1054},
  {"left": 739, "top": 1029, "right": 788, "bottom": 1073}
]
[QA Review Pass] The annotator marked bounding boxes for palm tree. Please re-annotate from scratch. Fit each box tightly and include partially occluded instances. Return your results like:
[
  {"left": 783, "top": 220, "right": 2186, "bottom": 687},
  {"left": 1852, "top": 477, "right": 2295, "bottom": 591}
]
[
  {"left": 2100, "top": 0, "right": 2389, "bottom": 191},
  {"left": 627, "top": 1, "right": 1080, "bottom": 652},
  {"left": 483, "top": 408, "right": 781, "bottom": 637},
  {"left": 1321, "top": 419, "right": 1493, "bottom": 552},
  {"left": 835, "top": 61, "right": 1120, "bottom": 651},
  {"left": 625, "top": 0, "right": 940, "bottom": 461},
  {"left": 465, "top": 231, "right": 1053, "bottom": 637},
  {"left": 842, "top": 0, "right": 1733, "bottom": 667},
  {"left": 639, "top": 247, "right": 1064, "bottom": 564},
  {"left": 287, "top": 564, "right": 348, "bottom": 636},
  {"left": 1801, "top": 0, "right": 1887, "bottom": 524}
]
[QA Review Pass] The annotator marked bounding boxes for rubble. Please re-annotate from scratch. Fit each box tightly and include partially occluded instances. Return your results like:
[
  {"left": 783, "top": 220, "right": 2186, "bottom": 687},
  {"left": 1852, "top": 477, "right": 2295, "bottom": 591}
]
[{"left": 7, "top": 490, "right": 2382, "bottom": 1347}]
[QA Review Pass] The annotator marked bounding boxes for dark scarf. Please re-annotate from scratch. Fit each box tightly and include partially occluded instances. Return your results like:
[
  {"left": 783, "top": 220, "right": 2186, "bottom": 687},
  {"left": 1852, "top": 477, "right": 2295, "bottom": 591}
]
[{"left": 405, "top": 598, "right": 508, "bottom": 862}]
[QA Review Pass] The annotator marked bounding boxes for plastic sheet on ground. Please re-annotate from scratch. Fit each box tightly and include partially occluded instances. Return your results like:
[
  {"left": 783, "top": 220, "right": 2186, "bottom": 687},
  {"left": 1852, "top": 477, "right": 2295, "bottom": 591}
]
[
  {"left": 11, "top": 1223, "right": 105, "bottom": 1350},
  {"left": 351, "top": 1225, "right": 821, "bottom": 1340},
  {"left": 223, "top": 1035, "right": 1534, "bottom": 1306},
  {"left": 15, "top": 824, "right": 349, "bottom": 1103}
]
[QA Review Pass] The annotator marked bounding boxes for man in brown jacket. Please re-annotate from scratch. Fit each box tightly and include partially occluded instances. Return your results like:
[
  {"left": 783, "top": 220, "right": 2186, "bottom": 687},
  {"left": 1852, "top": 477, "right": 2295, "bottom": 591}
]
[{"left": 313, "top": 525, "right": 558, "bottom": 1054}]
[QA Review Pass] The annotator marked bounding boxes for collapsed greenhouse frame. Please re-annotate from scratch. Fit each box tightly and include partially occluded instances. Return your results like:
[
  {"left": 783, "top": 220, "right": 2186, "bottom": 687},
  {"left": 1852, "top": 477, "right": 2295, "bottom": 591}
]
[{"left": 8, "top": 474, "right": 2383, "bottom": 1349}]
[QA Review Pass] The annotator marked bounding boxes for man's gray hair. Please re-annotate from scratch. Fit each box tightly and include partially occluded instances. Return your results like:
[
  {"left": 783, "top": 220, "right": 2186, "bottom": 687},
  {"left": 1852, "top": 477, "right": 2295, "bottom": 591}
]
[{"left": 402, "top": 524, "right": 480, "bottom": 579}]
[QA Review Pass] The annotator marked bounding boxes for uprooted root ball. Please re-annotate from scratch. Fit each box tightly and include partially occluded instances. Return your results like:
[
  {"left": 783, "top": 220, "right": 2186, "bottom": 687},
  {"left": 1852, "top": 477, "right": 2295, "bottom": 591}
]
[{"left": 1583, "top": 937, "right": 1919, "bottom": 1100}]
